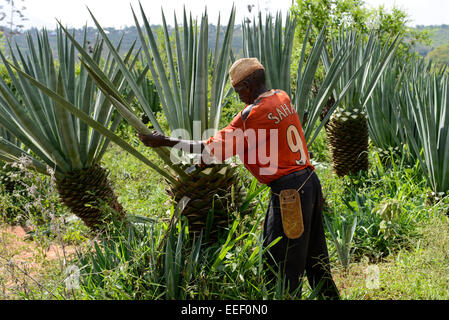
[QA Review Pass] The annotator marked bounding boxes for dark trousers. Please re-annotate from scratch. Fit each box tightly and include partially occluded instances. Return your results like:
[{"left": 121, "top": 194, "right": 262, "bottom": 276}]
[{"left": 263, "top": 168, "right": 340, "bottom": 299}]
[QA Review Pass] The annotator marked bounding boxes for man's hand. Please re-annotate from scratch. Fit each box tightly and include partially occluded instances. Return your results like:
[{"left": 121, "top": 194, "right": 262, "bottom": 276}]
[
  {"left": 136, "top": 131, "right": 171, "bottom": 148},
  {"left": 137, "top": 131, "right": 208, "bottom": 160}
]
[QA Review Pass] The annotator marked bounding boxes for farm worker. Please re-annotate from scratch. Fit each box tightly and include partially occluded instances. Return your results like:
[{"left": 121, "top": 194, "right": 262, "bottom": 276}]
[{"left": 137, "top": 58, "right": 340, "bottom": 299}]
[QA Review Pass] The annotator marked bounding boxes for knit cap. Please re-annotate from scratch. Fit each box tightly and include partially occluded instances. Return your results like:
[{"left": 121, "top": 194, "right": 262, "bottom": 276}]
[{"left": 229, "top": 58, "right": 265, "bottom": 87}]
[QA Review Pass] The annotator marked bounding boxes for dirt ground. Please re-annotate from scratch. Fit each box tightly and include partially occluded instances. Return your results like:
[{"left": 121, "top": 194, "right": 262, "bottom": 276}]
[{"left": 0, "top": 225, "right": 77, "bottom": 299}]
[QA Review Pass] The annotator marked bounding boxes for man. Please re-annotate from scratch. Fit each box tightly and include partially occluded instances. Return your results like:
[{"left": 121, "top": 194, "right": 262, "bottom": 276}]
[{"left": 137, "top": 58, "right": 340, "bottom": 299}]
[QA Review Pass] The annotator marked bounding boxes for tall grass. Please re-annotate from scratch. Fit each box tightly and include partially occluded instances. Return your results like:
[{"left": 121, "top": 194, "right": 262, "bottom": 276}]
[
  {"left": 73, "top": 210, "right": 323, "bottom": 300},
  {"left": 1, "top": 126, "right": 447, "bottom": 300},
  {"left": 321, "top": 146, "right": 433, "bottom": 267}
]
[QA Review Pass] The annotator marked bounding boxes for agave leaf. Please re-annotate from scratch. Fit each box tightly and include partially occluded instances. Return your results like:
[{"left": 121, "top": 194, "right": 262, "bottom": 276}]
[
  {"left": 193, "top": 13, "right": 209, "bottom": 132},
  {"left": 402, "top": 70, "right": 449, "bottom": 193},
  {"left": 359, "top": 35, "right": 401, "bottom": 109},
  {"left": 0, "top": 26, "right": 137, "bottom": 183},
  {"left": 76, "top": 57, "right": 186, "bottom": 178},
  {"left": 0, "top": 93, "right": 56, "bottom": 169},
  {"left": 295, "top": 26, "right": 327, "bottom": 122},
  {"left": 243, "top": 11, "right": 295, "bottom": 96},
  {"left": 86, "top": 39, "right": 139, "bottom": 165},
  {"left": 55, "top": 69, "right": 82, "bottom": 170},
  {"left": 301, "top": 30, "right": 364, "bottom": 144},
  {"left": 161, "top": 8, "right": 182, "bottom": 126},
  {"left": 133, "top": 5, "right": 179, "bottom": 131},
  {"left": 0, "top": 62, "right": 71, "bottom": 172},
  {"left": 60, "top": 14, "right": 185, "bottom": 176},
  {"left": 72, "top": 11, "right": 165, "bottom": 134},
  {"left": 366, "top": 57, "right": 405, "bottom": 150},
  {"left": 78, "top": 59, "right": 152, "bottom": 135},
  {"left": 307, "top": 52, "right": 371, "bottom": 146},
  {"left": 0, "top": 137, "right": 52, "bottom": 177},
  {"left": 11, "top": 63, "right": 177, "bottom": 185},
  {"left": 133, "top": 4, "right": 235, "bottom": 136},
  {"left": 209, "top": 5, "right": 236, "bottom": 130},
  {"left": 325, "top": 31, "right": 400, "bottom": 112}
]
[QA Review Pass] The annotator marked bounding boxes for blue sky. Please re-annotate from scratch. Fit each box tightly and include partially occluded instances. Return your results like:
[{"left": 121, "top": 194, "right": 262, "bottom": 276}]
[{"left": 14, "top": 0, "right": 449, "bottom": 29}]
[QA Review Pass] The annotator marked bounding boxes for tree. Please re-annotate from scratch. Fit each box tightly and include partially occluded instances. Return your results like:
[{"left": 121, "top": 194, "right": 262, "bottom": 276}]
[
  {"left": 370, "top": 5, "right": 431, "bottom": 59},
  {"left": 426, "top": 43, "right": 449, "bottom": 66},
  {"left": 291, "top": 0, "right": 370, "bottom": 42},
  {"left": 290, "top": 0, "right": 430, "bottom": 60}
]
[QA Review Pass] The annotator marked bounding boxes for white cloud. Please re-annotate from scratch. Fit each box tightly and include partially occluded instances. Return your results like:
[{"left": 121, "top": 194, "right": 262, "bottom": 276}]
[
  {"left": 364, "top": 0, "right": 449, "bottom": 26},
  {"left": 12, "top": 0, "right": 449, "bottom": 30},
  {"left": 20, "top": 0, "right": 294, "bottom": 29}
]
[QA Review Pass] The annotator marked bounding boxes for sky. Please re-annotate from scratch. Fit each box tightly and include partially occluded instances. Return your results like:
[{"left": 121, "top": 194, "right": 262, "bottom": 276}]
[{"left": 5, "top": 0, "right": 449, "bottom": 30}]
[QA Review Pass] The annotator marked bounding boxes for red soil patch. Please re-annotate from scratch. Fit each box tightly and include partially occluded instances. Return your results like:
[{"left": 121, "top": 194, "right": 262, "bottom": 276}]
[
  {"left": 0, "top": 224, "right": 78, "bottom": 299},
  {"left": 1, "top": 225, "right": 77, "bottom": 262}
]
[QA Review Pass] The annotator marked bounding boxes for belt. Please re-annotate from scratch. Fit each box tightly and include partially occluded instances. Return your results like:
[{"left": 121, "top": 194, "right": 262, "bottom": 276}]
[{"left": 269, "top": 167, "right": 313, "bottom": 190}]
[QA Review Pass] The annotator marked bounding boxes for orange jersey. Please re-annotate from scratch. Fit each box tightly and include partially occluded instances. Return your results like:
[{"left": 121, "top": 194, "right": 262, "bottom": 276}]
[{"left": 205, "top": 90, "right": 314, "bottom": 185}]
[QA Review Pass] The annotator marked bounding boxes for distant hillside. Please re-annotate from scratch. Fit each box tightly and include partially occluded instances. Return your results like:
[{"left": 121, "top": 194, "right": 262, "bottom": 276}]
[
  {"left": 426, "top": 43, "right": 449, "bottom": 65},
  {"left": 416, "top": 24, "right": 449, "bottom": 48},
  {"left": 4, "top": 24, "right": 449, "bottom": 65},
  {"left": 413, "top": 25, "right": 449, "bottom": 64},
  {"left": 4, "top": 24, "right": 245, "bottom": 59}
]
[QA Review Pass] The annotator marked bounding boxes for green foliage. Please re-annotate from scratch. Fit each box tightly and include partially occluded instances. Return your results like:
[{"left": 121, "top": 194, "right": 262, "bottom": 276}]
[
  {"left": 324, "top": 207, "right": 357, "bottom": 270},
  {"left": 9, "top": 25, "right": 178, "bottom": 184},
  {"left": 218, "top": 93, "right": 244, "bottom": 128},
  {"left": 101, "top": 142, "right": 171, "bottom": 219},
  {"left": 0, "top": 158, "right": 92, "bottom": 247},
  {"left": 115, "top": 5, "right": 237, "bottom": 136},
  {"left": 425, "top": 24, "right": 449, "bottom": 47},
  {"left": 365, "top": 57, "right": 404, "bottom": 151},
  {"left": 321, "top": 148, "right": 427, "bottom": 265},
  {"left": 296, "top": 24, "right": 375, "bottom": 146},
  {"left": 68, "top": 140, "right": 439, "bottom": 299},
  {"left": 71, "top": 5, "right": 237, "bottom": 179},
  {"left": 414, "top": 24, "right": 449, "bottom": 57},
  {"left": 75, "top": 215, "right": 323, "bottom": 299},
  {"left": 1, "top": 115, "right": 446, "bottom": 300},
  {"left": 290, "top": 0, "right": 430, "bottom": 66},
  {"left": 373, "top": 6, "right": 430, "bottom": 60},
  {"left": 308, "top": 123, "right": 331, "bottom": 164},
  {"left": 0, "top": 27, "right": 141, "bottom": 179},
  {"left": 60, "top": 217, "right": 90, "bottom": 245},
  {"left": 426, "top": 43, "right": 449, "bottom": 66},
  {"left": 242, "top": 11, "right": 297, "bottom": 96},
  {"left": 0, "top": 63, "right": 14, "bottom": 92},
  {"left": 321, "top": 30, "right": 399, "bottom": 120},
  {"left": 73, "top": 181, "right": 319, "bottom": 300},
  {"left": 0, "top": 162, "right": 60, "bottom": 226},
  {"left": 399, "top": 61, "right": 449, "bottom": 194},
  {"left": 291, "top": 0, "right": 370, "bottom": 37}
]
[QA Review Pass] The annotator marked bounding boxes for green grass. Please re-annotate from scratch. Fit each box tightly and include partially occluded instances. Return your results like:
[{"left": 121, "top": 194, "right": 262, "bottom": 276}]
[
  {"left": 333, "top": 214, "right": 449, "bottom": 300},
  {"left": 101, "top": 141, "right": 171, "bottom": 220},
  {"left": 1, "top": 123, "right": 449, "bottom": 300}
]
